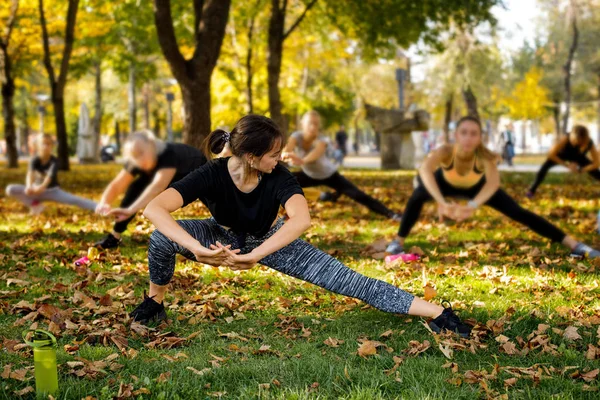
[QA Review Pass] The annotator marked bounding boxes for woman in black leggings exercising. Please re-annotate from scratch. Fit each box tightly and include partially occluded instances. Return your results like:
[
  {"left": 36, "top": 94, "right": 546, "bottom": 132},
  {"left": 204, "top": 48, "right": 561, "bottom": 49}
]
[
  {"left": 527, "top": 125, "right": 600, "bottom": 198},
  {"left": 281, "top": 110, "right": 401, "bottom": 221},
  {"left": 94, "top": 130, "right": 206, "bottom": 249},
  {"left": 386, "top": 116, "right": 600, "bottom": 259},
  {"left": 130, "top": 114, "right": 472, "bottom": 337}
]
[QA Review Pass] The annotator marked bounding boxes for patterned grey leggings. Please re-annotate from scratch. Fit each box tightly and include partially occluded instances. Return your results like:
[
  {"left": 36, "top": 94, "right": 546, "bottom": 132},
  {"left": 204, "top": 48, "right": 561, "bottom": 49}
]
[
  {"left": 148, "top": 218, "right": 415, "bottom": 314},
  {"left": 5, "top": 184, "right": 97, "bottom": 211}
]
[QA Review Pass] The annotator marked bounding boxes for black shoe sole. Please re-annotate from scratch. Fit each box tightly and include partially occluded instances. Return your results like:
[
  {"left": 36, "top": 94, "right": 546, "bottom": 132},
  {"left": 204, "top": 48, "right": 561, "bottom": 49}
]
[
  {"left": 428, "top": 321, "right": 470, "bottom": 338},
  {"left": 131, "top": 309, "right": 168, "bottom": 326},
  {"left": 94, "top": 240, "right": 121, "bottom": 250}
]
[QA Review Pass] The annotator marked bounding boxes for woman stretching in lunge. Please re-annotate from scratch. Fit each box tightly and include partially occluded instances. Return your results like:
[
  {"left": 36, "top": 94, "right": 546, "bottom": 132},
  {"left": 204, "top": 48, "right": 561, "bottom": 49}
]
[
  {"left": 386, "top": 116, "right": 600, "bottom": 259},
  {"left": 5, "top": 134, "right": 97, "bottom": 215},
  {"left": 94, "top": 130, "right": 206, "bottom": 249},
  {"left": 281, "top": 110, "right": 401, "bottom": 221},
  {"left": 129, "top": 114, "right": 472, "bottom": 337},
  {"left": 527, "top": 125, "right": 600, "bottom": 198}
]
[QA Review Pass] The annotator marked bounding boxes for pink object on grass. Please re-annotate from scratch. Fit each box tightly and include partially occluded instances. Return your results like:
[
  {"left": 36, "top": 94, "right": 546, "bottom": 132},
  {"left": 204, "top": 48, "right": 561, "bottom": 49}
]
[
  {"left": 385, "top": 253, "right": 420, "bottom": 264},
  {"left": 74, "top": 256, "right": 90, "bottom": 267}
]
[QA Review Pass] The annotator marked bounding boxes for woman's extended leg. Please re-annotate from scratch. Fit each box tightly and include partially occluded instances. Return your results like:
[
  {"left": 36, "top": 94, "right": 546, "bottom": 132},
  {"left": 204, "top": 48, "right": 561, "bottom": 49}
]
[
  {"left": 258, "top": 238, "right": 471, "bottom": 336},
  {"left": 528, "top": 160, "right": 556, "bottom": 196},
  {"left": 323, "top": 172, "right": 397, "bottom": 218}
]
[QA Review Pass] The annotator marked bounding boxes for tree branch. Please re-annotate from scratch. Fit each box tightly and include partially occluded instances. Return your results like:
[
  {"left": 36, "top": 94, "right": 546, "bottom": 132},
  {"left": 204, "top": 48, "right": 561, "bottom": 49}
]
[
  {"left": 283, "top": 0, "right": 317, "bottom": 40},
  {"left": 191, "top": 0, "right": 231, "bottom": 68},
  {"left": 38, "top": 0, "right": 56, "bottom": 86},
  {"left": 153, "top": 0, "right": 189, "bottom": 84},
  {"left": 1, "top": 0, "right": 19, "bottom": 49},
  {"left": 56, "top": 0, "right": 80, "bottom": 92},
  {"left": 193, "top": 0, "right": 205, "bottom": 46}
]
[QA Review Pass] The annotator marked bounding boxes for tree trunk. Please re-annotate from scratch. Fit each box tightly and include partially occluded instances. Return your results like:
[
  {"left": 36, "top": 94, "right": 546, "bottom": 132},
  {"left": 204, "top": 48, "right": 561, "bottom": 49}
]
[
  {"left": 52, "top": 95, "right": 70, "bottom": 166},
  {"left": 91, "top": 60, "right": 102, "bottom": 161},
  {"left": 443, "top": 94, "right": 453, "bottom": 143},
  {"left": 153, "top": 0, "right": 231, "bottom": 148},
  {"left": 245, "top": 12, "right": 256, "bottom": 114},
  {"left": 562, "top": 5, "right": 578, "bottom": 135},
  {"left": 597, "top": 73, "right": 600, "bottom": 143},
  {"left": 267, "top": 0, "right": 318, "bottom": 133},
  {"left": 462, "top": 85, "right": 480, "bottom": 121},
  {"left": 114, "top": 120, "right": 121, "bottom": 154},
  {"left": 552, "top": 104, "right": 561, "bottom": 139},
  {"left": 267, "top": 0, "right": 285, "bottom": 131},
  {"left": 128, "top": 64, "right": 136, "bottom": 134},
  {"left": 0, "top": 0, "right": 19, "bottom": 168},
  {"left": 181, "top": 80, "right": 211, "bottom": 148},
  {"left": 143, "top": 83, "right": 151, "bottom": 129},
  {"left": 20, "top": 99, "right": 30, "bottom": 155},
  {"left": 153, "top": 109, "right": 161, "bottom": 138},
  {"left": 39, "top": 0, "right": 79, "bottom": 170},
  {"left": 1, "top": 51, "right": 18, "bottom": 168}
]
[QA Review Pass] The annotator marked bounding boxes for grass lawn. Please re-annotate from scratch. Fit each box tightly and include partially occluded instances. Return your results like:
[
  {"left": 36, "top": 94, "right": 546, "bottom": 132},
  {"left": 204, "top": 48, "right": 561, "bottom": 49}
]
[{"left": 1, "top": 162, "right": 600, "bottom": 400}]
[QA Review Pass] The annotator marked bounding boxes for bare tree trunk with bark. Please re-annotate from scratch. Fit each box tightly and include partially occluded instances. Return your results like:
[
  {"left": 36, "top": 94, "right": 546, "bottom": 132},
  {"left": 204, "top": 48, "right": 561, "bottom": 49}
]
[
  {"left": 562, "top": 1, "right": 579, "bottom": 134},
  {"left": 153, "top": 0, "right": 231, "bottom": 148},
  {"left": 128, "top": 63, "right": 136, "bottom": 134},
  {"left": 1, "top": 0, "right": 20, "bottom": 168},
  {"left": 39, "top": 0, "right": 79, "bottom": 170},
  {"left": 91, "top": 60, "right": 102, "bottom": 161},
  {"left": 443, "top": 94, "right": 453, "bottom": 143},
  {"left": 267, "top": 0, "right": 318, "bottom": 133}
]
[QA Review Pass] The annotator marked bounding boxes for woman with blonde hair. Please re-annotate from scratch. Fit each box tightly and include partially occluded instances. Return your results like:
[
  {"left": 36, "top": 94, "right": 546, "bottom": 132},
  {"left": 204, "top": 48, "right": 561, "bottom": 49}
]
[
  {"left": 386, "top": 116, "right": 600, "bottom": 259},
  {"left": 5, "top": 134, "right": 97, "bottom": 215},
  {"left": 282, "top": 110, "right": 401, "bottom": 221},
  {"left": 94, "top": 130, "right": 206, "bottom": 249}
]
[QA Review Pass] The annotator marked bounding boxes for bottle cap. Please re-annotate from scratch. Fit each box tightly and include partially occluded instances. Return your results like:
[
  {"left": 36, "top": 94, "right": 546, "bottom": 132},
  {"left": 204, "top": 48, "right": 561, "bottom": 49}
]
[{"left": 22, "top": 329, "right": 57, "bottom": 348}]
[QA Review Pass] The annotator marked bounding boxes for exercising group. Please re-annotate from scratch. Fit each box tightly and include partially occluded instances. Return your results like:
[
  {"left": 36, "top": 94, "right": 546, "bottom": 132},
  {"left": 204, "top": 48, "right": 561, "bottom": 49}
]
[{"left": 5, "top": 112, "right": 599, "bottom": 338}]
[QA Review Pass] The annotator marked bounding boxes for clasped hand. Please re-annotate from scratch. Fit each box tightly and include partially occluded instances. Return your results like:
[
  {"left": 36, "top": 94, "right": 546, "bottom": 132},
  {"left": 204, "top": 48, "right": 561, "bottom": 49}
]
[
  {"left": 191, "top": 241, "right": 258, "bottom": 271},
  {"left": 437, "top": 201, "right": 476, "bottom": 223}
]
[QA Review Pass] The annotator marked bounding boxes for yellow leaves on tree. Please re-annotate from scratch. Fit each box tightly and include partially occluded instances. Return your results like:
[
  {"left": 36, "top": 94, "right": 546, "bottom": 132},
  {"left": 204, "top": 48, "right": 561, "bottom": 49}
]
[{"left": 504, "top": 67, "right": 551, "bottom": 121}]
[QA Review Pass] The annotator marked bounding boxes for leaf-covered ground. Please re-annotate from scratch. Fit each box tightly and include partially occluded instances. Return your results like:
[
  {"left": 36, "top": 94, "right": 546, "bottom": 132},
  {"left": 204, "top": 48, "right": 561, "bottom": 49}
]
[{"left": 1, "top": 162, "right": 599, "bottom": 400}]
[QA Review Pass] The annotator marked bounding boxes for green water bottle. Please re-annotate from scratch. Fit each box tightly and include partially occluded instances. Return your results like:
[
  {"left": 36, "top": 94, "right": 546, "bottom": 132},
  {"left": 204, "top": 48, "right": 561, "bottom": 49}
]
[{"left": 22, "top": 329, "right": 58, "bottom": 396}]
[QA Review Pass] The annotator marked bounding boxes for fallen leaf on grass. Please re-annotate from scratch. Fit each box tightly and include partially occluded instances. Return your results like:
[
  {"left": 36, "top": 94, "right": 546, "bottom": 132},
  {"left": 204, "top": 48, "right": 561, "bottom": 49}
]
[
  {"left": 13, "top": 386, "right": 34, "bottom": 396},
  {"left": 357, "top": 340, "right": 390, "bottom": 358},
  {"left": 438, "top": 343, "right": 453, "bottom": 359},
  {"left": 156, "top": 371, "right": 172, "bottom": 383},
  {"left": 187, "top": 367, "right": 212, "bottom": 376},
  {"left": 563, "top": 326, "right": 582, "bottom": 341},
  {"left": 323, "top": 337, "right": 344, "bottom": 347},
  {"left": 423, "top": 284, "right": 436, "bottom": 301},
  {"left": 402, "top": 340, "right": 431, "bottom": 357}
]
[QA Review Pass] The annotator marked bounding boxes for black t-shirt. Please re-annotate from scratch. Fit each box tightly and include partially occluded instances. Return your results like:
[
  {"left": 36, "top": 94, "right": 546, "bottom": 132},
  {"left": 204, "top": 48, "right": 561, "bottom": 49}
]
[
  {"left": 29, "top": 155, "right": 59, "bottom": 188},
  {"left": 124, "top": 143, "right": 207, "bottom": 182},
  {"left": 558, "top": 139, "right": 594, "bottom": 162},
  {"left": 170, "top": 157, "right": 304, "bottom": 237}
]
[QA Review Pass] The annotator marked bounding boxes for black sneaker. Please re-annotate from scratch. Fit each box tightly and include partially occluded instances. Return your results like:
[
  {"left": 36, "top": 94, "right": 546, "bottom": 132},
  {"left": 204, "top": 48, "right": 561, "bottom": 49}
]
[
  {"left": 319, "top": 191, "right": 340, "bottom": 202},
  {"left": 130, "top": 292, "right": 167, "bottom": 325},
  {"left": 428, "top": 301, "right": 472, "bottom": 338},
  {"left": 94, "top": 233, "right": 122, "bottom": 249}
]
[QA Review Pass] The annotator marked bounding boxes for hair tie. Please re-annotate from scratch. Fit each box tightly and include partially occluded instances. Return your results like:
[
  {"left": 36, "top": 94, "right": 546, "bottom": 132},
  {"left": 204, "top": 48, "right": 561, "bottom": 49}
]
[{"left": 223, "top": 131, "right": 231, "bottom": 143}]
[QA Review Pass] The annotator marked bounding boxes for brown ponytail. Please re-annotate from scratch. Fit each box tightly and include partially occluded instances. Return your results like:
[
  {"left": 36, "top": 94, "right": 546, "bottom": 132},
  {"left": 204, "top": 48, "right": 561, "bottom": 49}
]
[{"left": 203, "top": 129, "right": 229, "bottom": 158}]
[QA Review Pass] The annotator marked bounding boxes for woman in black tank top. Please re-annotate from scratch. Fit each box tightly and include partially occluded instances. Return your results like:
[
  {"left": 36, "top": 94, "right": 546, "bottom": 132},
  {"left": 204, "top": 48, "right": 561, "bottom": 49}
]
[
  {"left": 527, "top": 125, "right": 600, "bottom": 198},
  {"left": 385, "top": 116, "right": 600, "bottom": 260}
]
